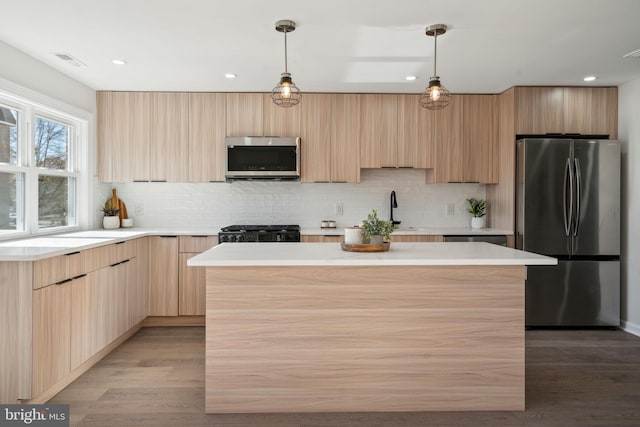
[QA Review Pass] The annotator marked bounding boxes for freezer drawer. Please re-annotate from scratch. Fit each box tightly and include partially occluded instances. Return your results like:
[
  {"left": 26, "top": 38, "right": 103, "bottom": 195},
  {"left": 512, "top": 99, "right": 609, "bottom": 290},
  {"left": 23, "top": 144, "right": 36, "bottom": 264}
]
[{"left": 525, "top": 260, "right": 619, "bottom": 327}]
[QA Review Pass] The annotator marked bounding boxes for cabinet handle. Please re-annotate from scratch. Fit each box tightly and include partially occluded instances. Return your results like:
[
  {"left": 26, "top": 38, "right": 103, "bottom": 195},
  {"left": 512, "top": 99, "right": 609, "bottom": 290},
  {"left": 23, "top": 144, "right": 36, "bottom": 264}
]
[
  {"left": 65, "top": 251, "right": 81, "bottom": 256},
  {"left": 115, "top": 241, "right": 125, "bottom": 245},
  {"left": 190, "top": 235, "right": 209, "bottom": 238},
  {"left": 159, "top": 235, "right": 177, "bottom": 238},
  {"left": 72, "top": 274, "right": 87, "bottom": 280},
  {"left": 150, "top": 180, "right": 167, "bottom": 183},
  {"left": 120, "top": 259, "right": 131, "bottom": 264},
  {"left": 110, "top": 261, "right": 121, "bottom": 267},
  {"left": 55, "top": 278, "right": 73, "bottom": 285},
  {"left": 399, "top": 166, "right": 414, "bottom": 169},
  {"left": 133, "top": 180, "right": 149, "bottom": 182}
]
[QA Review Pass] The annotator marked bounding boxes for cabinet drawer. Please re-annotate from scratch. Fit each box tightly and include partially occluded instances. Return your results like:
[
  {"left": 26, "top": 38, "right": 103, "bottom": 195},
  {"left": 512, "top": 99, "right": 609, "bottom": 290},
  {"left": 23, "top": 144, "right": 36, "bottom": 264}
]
[
  {"left": 33, "top": 251, "right": 89, "bottom": 290},
  {"left": 179, "top": 235, "right": 217, "bottom": 253}
]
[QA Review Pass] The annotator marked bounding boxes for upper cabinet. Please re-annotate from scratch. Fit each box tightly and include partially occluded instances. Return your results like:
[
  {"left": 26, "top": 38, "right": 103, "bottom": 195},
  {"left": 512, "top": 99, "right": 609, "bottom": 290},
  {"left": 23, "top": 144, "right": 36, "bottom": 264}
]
[
  {"left": 150, "top": 92, "right": 189, "bottom": 182},
  {"left": 301, "top": 94, "right": 332, "bottom": 182},
  {"left": 514, "top": 86, "right": 617, "bottom": 138},
  {"left": 359, "top": 94, "right": 398, "bottom": 168},
  {"left": 432, "top": 95, "right": 497, "bottom": 184},
  {"left": 263, "top": 93, "right": 302, "bottom": 137},
  {"left": 331, "top": 94, "right": 361, "bottom": 183},
  {"left": 397, "top": 95, "right": 434, "bottom": 169},
  {"left": 189, "top": 93, "right": 226, "bottom": 182},
  {"left": 225, "top": 93, "right": 263, "bottom": 137},
  {"left": 562, "top": 87, "right": 618, "bottom": 138}
]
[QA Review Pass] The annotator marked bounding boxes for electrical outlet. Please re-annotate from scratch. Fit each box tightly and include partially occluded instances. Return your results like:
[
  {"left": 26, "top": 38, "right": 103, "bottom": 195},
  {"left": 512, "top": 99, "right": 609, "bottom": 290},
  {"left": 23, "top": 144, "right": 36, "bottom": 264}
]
[
  {"left": 135, "top": 202, "right": 144, "bottom": 216},
  {"left": 335, "top": 203, "right": 344, "bottom": 216},
  {"left": 446, "top": 202, "right": 455, "bottom": 216}
]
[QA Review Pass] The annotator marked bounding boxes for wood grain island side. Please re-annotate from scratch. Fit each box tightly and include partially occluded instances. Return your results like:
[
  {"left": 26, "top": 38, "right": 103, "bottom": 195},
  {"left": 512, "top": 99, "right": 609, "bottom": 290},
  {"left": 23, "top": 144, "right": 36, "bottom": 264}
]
[{"left": 188, "top": 242, "right": 556, "bottom": 413}]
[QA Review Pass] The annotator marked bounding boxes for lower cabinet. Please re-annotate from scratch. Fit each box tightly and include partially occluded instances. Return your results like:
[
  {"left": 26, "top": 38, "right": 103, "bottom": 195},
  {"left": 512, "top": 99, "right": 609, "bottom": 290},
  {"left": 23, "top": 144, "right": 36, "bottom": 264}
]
[
  {"left": 32, "top": 281, "right": 72, "bottom": 397},
  {"left": 31, "top": 239, "right": 144, "bottom": 400},
  {"left": 392, "top": 235, "right": 444, "bottom": 242},
  {"left": 178, "top": 236, "right": 217, "bottom": 316},
  {"left": 148, "top": 236, "right": 179, "bottom": 316},
  {"left": 301, "top": 235, "right": 342, "bottom": 242}
]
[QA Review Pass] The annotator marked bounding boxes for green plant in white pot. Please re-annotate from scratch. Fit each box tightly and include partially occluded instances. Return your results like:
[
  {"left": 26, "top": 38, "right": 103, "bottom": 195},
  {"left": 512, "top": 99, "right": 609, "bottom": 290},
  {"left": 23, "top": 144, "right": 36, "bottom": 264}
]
[
  {"left": 466, "top": 198, "right": 486, "bottom": 229},
  {"left": 101, "top": 202, "right": 120, "bottom": 229},
  {"left": 361, "top": 209, "right": 398, "bottom": 244}
]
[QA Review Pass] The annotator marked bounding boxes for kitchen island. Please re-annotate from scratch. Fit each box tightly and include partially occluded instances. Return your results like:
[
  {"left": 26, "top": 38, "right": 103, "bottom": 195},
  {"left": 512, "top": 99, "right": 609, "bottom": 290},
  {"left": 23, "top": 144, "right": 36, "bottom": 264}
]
[{"left": 188, "top": 242, "right": 556, "bottom": 413}]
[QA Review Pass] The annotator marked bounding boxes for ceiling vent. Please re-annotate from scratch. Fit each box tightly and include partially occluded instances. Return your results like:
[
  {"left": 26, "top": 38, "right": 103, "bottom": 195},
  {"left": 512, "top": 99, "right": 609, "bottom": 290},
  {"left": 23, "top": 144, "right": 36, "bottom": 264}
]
[
  {"left": 623, "top": 49, "right": 640, "bottom": 58},
  {"left": 52, "top": 52, "right": 87, "bottom": 67}
]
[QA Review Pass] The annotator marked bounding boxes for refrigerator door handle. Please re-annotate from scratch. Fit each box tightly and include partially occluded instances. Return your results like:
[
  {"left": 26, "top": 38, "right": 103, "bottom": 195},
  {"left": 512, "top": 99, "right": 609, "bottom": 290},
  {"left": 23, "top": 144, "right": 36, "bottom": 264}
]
[
  {"left": 563, "top": 157, "right": 573, "bottom": 237},
  {"left": 573, "top": 158, "right": 582, "bottom": 236}
]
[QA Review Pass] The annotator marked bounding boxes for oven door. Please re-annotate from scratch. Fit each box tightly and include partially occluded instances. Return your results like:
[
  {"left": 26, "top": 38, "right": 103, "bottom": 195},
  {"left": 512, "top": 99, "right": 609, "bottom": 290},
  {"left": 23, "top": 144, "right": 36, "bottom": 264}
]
[{"left": 225, "top": 137, "right": 300, "bottom": 180}]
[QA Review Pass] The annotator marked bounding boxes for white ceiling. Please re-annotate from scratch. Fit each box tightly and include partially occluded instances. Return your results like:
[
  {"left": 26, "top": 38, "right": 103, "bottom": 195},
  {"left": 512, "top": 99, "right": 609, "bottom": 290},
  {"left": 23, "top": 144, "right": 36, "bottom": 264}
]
[{"left": 2, "top": 0, "right": 640, "bottom": 94}]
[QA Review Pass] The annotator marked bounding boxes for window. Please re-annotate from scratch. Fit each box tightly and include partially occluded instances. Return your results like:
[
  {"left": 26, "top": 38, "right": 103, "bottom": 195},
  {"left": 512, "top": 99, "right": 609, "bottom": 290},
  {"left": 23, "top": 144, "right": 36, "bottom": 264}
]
[{"left": 0, "top": 92, "right": 86, "bottom": 238}]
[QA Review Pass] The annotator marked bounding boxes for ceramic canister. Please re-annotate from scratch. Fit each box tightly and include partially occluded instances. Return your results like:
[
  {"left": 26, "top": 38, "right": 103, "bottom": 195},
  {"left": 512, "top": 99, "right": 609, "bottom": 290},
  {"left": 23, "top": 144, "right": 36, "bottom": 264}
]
[{"left": 344, "top": 226, "right": 364, "bottom": 244}]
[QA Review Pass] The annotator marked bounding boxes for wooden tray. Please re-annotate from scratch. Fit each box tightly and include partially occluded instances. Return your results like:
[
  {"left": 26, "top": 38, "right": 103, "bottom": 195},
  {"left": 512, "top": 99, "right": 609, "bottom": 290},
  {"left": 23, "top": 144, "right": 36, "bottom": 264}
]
[{"left": 340, "top": 242, "right": 390, "bottom": 252}]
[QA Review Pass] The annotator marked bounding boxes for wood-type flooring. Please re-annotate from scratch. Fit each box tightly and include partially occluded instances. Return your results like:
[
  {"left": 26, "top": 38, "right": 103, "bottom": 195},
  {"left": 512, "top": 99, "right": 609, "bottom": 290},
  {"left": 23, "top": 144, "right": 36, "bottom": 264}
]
[{"left": 49, "top": 327, "right": 640, "bottom": 427}]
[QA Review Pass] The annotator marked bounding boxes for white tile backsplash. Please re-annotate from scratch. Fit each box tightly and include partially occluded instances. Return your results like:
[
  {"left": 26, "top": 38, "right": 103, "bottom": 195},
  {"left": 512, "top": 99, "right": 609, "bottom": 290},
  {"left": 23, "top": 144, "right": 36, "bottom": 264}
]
[{"left": 102, "top": 169, "right": 486, "bottom": 229}]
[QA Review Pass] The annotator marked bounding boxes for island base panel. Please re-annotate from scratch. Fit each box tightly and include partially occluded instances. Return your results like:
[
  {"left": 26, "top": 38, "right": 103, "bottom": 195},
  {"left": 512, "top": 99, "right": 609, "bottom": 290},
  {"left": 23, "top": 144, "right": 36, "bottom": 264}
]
[{"left": 205, "top": 265, "right": 525, "bottom": 413}]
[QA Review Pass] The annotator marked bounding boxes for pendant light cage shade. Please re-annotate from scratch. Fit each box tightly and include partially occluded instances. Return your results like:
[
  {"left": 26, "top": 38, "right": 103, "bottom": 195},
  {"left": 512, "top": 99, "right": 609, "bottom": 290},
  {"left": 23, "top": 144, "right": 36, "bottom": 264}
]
[
  {"left": 420, "top": 24, "right": 452, "bottom": 110},
  {"left": 272, "top": 20, "right": 302, "bottom": 107},
  {"left": 419, "top": 77, "right": 451, "bottom": 110},
  {"left": 272, "top": 72, "right": 302, "bottom": 107}
]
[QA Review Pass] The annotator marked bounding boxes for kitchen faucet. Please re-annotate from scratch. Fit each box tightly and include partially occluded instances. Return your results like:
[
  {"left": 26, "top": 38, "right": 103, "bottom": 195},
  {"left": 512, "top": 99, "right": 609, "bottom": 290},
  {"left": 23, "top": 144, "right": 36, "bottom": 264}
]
[{"left": 390, "top": 191, "right": 401, "bottom": 225}]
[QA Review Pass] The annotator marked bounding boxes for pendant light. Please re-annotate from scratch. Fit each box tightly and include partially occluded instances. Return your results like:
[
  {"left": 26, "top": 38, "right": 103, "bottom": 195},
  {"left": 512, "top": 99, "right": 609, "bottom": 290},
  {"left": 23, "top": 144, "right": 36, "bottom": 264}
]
[
  {"left": 419, "top": 24, "right": 452, "bottom": 110},
  {"left": 271, "top": 20, "right": 301, "bottom": 107}
]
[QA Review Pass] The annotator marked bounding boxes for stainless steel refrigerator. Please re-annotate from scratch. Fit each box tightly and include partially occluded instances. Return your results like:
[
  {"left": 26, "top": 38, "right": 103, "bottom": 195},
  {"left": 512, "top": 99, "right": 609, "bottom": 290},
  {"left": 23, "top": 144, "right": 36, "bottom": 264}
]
[{"left": 516, "top": 138, "right": 620, "bottom": 327}]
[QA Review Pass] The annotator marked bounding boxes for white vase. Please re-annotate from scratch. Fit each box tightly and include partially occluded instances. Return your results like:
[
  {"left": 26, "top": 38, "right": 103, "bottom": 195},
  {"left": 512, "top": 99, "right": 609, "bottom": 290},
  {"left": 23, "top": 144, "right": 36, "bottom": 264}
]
[
  {"left": 471, "top": 217, "right": 486, "bottom": 229},
  {"left": 103, "top": 216, "right": 120, "bottom": 229}
]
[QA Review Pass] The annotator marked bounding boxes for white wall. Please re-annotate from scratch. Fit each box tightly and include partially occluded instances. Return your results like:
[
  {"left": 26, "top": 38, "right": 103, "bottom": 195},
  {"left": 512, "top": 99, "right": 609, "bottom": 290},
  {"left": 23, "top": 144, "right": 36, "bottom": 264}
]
[
  {"left": 109, "top": 169, "right": 486, "bottom": 230},
  {"left": 0, "top": 40, "right": 110, "bottom": 229},
  {"left": 618, "top": 77, "right": 640, "bottom": 336}
]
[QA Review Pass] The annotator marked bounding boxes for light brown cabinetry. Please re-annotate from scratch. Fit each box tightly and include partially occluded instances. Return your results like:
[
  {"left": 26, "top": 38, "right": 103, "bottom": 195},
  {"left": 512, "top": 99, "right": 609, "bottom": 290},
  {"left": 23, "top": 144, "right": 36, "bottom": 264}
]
[
  {"left": 178, "top": 236, "right": 217, "bottom": 316},
  {"left": 301, "top": 94, "right": 332, "bottom": 182},
  {"left": 226, "top": 93, "right": 263, "bottom": 136},
  {"left": 433, "top": 95, "right": 497, "bottom": 183},
  {"left": 32, "top": 281, "right": 71, "bottom": 397},
  {"left": 263, "top": 93, "right": 301, "bottom": 137},
  {"left": 301, "top": 235, "right": 343, "bottom": 242},
  {"left": 331, "top": 94, "right": 361, "bottom": 183},
  {"left": 150, "top": 92, "right": 189, "bottom": 182},
  {"left": 188, "top": 93, "right": 226, "bottom": 182},
  {"left": 392, "top": 235, "right": 444, "bottom": 242},
  {"left": 360, "top": 94, "right": 399, "bottom": 168},
  {"left": 563, "top": 87, "right": 618, "bottom": 138},
  {"left": 148, "top": 236, "right": 179, "bottom": 316},
  {"left": 397, "top": 95, "right": 434, "bottom": 169},
  {"left": 433, "top": 96, "right": 464, "bottom": 183},
  {"left": 514, "top": 86, "right": 617, "bottom": 138}
]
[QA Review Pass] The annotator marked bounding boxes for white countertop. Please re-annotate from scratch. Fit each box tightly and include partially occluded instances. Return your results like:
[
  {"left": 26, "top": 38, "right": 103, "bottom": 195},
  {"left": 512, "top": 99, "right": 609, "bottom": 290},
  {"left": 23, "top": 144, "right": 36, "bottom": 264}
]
[
  {"left": 0, "top": 226, "right": 515, "bottom": 261},
  {"left": 302, "top": 227, "right": 513, "bottom": 236},
  {"left": 188, "top": 242, "right": 556, "bottom": 267}
]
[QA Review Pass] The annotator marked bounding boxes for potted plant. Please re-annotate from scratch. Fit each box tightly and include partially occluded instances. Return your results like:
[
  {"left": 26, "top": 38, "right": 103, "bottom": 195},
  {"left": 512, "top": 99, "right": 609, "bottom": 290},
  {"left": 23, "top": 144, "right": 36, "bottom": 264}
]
[
  {"left": 101, "top": 202, "right": 120, "bottom": 229},
  {"left": 466, "top": 198, "right": 487, "bottom": 229},
  {"left": 361, "top": 209, "right": 399, "bottom": 244}
]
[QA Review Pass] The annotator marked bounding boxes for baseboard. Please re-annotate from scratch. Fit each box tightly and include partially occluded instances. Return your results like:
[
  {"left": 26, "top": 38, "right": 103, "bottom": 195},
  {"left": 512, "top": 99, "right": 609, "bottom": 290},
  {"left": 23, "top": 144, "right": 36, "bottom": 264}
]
[
  {"left": 620, "top": 319, "right": 640, "bottom": 337},
  {"left": 21, "top": 322, "right": 144, "bottom": 404},
  {"left": 143, "top": 316, "right": 205, "bottom": 327}
]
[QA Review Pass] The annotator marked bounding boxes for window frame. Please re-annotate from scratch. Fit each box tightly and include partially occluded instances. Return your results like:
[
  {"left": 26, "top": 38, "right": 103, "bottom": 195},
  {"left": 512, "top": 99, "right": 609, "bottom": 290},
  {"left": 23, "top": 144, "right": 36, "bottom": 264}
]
[{"left": 0, "top": 87, "right": 90, "bottom": 240}]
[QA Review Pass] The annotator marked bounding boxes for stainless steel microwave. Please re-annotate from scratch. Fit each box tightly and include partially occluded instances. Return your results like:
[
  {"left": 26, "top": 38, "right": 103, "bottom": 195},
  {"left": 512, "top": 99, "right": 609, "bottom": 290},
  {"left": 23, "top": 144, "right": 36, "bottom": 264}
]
[{"left": 225, "top": 137, "right": 301, "bottom": 181}]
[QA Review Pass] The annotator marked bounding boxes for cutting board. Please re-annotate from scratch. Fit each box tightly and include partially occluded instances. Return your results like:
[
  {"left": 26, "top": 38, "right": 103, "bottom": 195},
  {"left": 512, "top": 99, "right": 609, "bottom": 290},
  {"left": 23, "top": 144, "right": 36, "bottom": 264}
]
[{"left": 109, "top": 188, "right": 128, "bottom": 226}]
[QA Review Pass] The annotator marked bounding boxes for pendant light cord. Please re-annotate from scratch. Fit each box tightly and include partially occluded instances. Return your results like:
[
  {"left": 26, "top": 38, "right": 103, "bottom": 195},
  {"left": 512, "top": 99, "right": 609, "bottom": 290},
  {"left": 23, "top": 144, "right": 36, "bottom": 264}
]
[
  {"left": 284, "top": 28, "right": 288, "bottom": 74},
  {"left": 433, "top": 33, "right": 438, "bottom": 77}
]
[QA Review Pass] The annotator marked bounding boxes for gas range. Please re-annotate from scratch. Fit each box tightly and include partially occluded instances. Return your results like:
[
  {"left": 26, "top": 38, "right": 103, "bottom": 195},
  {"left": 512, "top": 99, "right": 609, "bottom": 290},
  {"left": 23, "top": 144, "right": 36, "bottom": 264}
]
[{"left": 218, "top": 224, "right": 301, "bottom": 243}]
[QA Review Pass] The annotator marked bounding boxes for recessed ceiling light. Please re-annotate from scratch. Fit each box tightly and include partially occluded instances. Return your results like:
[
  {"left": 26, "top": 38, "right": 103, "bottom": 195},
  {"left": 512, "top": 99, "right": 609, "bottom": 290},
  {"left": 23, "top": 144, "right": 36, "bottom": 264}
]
[
  {"left": 583, "top": 76, "right": 597, "bottom": 82},
  {"left": 112, "top": 59, "right": 127, "bottom": 65},
  {"left": 405, "top": 75, "right": 417, "bottom": 81},
  {"left": 225, "top": 73, "right": 237, "bottom": 79}
]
